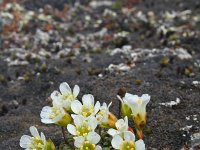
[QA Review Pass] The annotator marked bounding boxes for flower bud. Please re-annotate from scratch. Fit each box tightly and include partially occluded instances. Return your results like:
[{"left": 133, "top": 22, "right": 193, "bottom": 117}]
[
  {"left": 121, "top": 103, "right": 132, "bottom": 119},
  {"left": 107, "top": 112, "right": 118, "bottom": 128}
]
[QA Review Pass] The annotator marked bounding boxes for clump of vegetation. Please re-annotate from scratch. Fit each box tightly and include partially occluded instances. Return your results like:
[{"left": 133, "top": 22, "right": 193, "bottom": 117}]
[
  {"left": 0, "top": 74, "right": 6, "bottom": 83},
  {"left": 160, "top": 57, "right": 170, "bottom": 67},
  {"left": 112, "top": 1, "right": 122, "bottom": 11},
  {"left": 20, "top": 82, "right": 151, "bottom": 150}
]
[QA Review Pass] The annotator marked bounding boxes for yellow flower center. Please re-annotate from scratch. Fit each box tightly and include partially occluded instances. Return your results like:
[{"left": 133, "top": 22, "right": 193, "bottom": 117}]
[
  {"left": 98, "top": 110, "right": 105, "bottom": 116},
  {"left": 80, "top": 141, "right": 95, "bottom": 150},
  {"left": 62, "top": 93, "right": 75, "bottom": 101},
  {"left": 97, "top": 109, "right": 107, "bottom": 121},
  {"left": 120, "top": 141, "right": 135, "bottom": 150},
  {"left": 80, "top": 105, "right": 94, "bottom": 117},
  {"left": 136, "top": 99, "right": 142, "bottom": 105},
  {"left": 116, "top": 122, "right": 125, "bottom": 131},
  {"left": 76, "top": 122, "right": 92, "bottom": 136},
  {"left": 29, "top": 137, "right": 44, "bottom": 150},
  {"left": 50, "top": 107, "right": 61, "bottom": 119}
]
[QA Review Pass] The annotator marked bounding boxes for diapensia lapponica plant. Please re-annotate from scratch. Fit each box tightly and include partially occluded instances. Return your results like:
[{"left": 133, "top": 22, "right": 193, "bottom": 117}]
[{"left": 20, "top": 82, "right": 150, "bottom": 150}]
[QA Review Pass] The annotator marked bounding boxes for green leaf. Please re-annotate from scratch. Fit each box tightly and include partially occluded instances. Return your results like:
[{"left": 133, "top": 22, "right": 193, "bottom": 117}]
[
  {"left": 45, "top": 139, "right": 56, "bottom": 150},
  {"left": 102, "top": 147, "right": 111, "bottom": 150},
  {"left": 59, "top": 143, "right": 73, "bottom": 150}
]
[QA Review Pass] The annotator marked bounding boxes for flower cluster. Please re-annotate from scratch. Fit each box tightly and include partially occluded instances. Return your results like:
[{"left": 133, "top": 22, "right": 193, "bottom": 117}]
[
  {"left": 118, "top": 93, "right": 151, "bottom": 139},
  {"left": 20, "top": 82, "right": 150, "bottom": 150},
  {"left": 20, "top": 126, "right": 55, "bottom": 150}
]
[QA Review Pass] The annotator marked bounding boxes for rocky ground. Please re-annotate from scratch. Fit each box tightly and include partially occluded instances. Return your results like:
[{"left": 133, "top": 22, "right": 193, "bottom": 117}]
[{"left": 0, "top": 0, "right": 200, "bottom": 149}]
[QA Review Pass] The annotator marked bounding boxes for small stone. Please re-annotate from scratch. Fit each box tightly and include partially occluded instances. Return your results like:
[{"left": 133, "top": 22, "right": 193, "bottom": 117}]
[
  {"left": 9, "top": 100, "right": 19, "bottom": 109},
  {"left": 191, "top": 133, "right": 200, "bottom": 149},
  {"left": 192, "top": 81, "right": 200, "bottom": 87},
  {"left": 159, "top": 98, "right": 181, "bottom": 108},
  {"left": 175, "top": 48, "right": 192, "bottom": 60}
]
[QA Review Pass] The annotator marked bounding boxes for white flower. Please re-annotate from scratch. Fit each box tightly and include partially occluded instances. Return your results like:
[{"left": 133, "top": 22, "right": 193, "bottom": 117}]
[
  {"left": 51, "top": 82, "right": 80, "bottom": 111},
  {"left": 74, "top": 132, "right": 102, "bottom": 150},
  {"left": 20, "top": 126, "right": 46, "bottom": 150},
  {"left": 96, "top": 102, "right": 117, "bottom": 128},
  {"left": 71, "top": 94, "right": 100, "bottom": 118},
  {"left": 108, "top": 116, "right": 129, "bottom": 137},
  {"left": 124, "top": 93, "right": 150, "bottom": 118},
  {"left": 111, "top": 131, "right": 145, "bottom": 150},
  {"left": 96, "top": 102, "right": 112, "bottom": 124},
  {"left": 124, "top": 93, "right": 150, "bottom": 128},
  {"left": 67, "top": 115, "right": 98, "bottom": 137},
  {"left": 40, "top": 100, "right": 71, "bottom": 126}
]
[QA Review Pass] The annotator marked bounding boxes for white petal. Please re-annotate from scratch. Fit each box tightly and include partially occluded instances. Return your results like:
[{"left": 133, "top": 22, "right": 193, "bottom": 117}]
[
  {"left": 20, "top": 135, "right": 32, "bottom": 148},
  {"left": 59, "top": 82, "right": 72, "bottom": 95},
  {"left": 111, "top": 135, "right": 123, "bottom": 149},
  {"left": 88, "top": 116, "right": 98, "bottom": 130},
  {"left": 82, "top": 94, "right": 94, "bottom": 106},
  {"left": 115, "top": 119, "right": 125, "bottom": 131},
  {"left": 124, "top": 93, "right": 138, "bottom": 104},
  {"left": 74, "top": 115, "right": 85, "bottom": 126},
  {"left": 74, "top": 136, "right": 85, "bottom": 148},
  {"left": 107, "top": 129, "right": 119, "bottom": 136},
  {"left": 125, "top": 95, "right": 140, "bottom": 116},
  {"left": 95, "top": 145, "right": 102, "bottom": 150},
  {"left": 141, "top": 94, "right": 150, "bottom": 101},
  {"left": 108, "top": 102, "right": 112, "bottom": 109},
  {"left": 62, "top": 100, "right": 71, "bottom": 109},
  {"left": 123, "top": 131, "right": 135, "bottom": 142},
  {"left": 135, "top": 139, "right": 145, "bottom": 150},
  {"left": 29, "top": 126, "right": 39, "bottom": 137},
  {"left": 41, "top": 119, "right": 54, "bottom": 124},
  {"left": 67, "top": 124, "right": 77, "bottom": 135},
  {"left": 71, "top": 100, "right": 82, "bottom": 114},
  {"left": 141, "top": 94, "right": 150, "bottom": 106},
  {"left": 51, "top": 91, "right": 61, "bottom": 101},
  {"left": 102, "top": 102, "right": 107, "bottom": 107},
  {"left": 87, "top": 132, "right": 100, "bottom": 144},
  {"left": 52, "top": 98, "right": 62, "bottom": 106},
  {"left": 40, "top": 106, "right": 52, "bottom": 119},
  {"left": 117, "top": 95, "right": 123, "bottom": 103},
  {"left": 71, "top": 114, "right": 78, "bottom": 119},
  {"left": 40, "top": 132, "right": 46, "bottom": 143},
  {"left": 73, "top": 85, "right": 80, "bottom": 97},
  {"left": 52, "top": 113, "right": 64, "bottom": 123},
  {"left": 124, "top": 116, "right": 128, "bottom": 130},
  {"left": 94, "top": 101, "right": 100, "bottom": 114}
]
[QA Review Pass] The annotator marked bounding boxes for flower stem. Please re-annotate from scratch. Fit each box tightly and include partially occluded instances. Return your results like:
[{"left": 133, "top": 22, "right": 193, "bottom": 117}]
[
  {"left": 136, "top": 128, "right": 144, "bottom": 139},
  {"left": 118, "top": 100, "right": 121, "bottom": 118},
  {"left": 98, "top": 126, "right": 102, "bottom": 135},
  {"left": 61, "top": 127, "right": 74, "bottom": 149}
]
